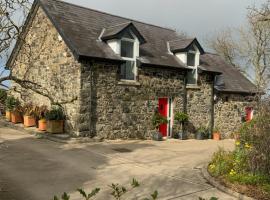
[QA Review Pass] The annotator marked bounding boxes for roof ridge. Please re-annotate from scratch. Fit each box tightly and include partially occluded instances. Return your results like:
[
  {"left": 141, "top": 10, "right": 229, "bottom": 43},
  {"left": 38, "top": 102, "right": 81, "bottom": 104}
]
[
  {"left": 52, "top": 0, "right": 176, "bottom": 32},
  {"left": 168, "top": 37, "right": 195, "bottom": 43},
  {"left": 106, "top": 21, "right": 131, "bottom": 29}
]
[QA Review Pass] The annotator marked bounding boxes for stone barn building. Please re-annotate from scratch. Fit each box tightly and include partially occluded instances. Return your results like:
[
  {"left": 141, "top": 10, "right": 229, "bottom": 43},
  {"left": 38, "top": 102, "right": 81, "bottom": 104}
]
[{"left": 7, "top": 0, "right": 257, "bottom": 139}]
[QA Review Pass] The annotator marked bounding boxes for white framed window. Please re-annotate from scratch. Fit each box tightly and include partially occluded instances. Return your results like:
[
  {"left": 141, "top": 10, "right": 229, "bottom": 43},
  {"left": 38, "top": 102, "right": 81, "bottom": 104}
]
[
  {"left": 187, "top": 49, "right": 199, "bottom": 85},
  {"left": 187, "top": 52, "right": 196, "bottom": 67},
  {"left": 120, "top": 38, "right": 137, "bottom": 81}
]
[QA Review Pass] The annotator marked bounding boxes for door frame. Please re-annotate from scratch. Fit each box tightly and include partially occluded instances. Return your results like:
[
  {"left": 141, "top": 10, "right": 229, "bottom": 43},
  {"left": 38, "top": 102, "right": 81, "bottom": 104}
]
[{"left": 167, "top": 98, "right": 173, "bottom": 138}]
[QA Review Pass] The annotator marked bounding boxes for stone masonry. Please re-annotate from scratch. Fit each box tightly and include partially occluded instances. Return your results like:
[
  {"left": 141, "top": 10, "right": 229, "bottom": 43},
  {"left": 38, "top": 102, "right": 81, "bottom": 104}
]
[
  {"left": 186, "top": 73, "right": 214, "bottom": 137},
  {"left": 9, "top": 5, "right": 254, "bottom": 139},
  {"left": 79, "top": 63, "right": 185, "bottom": 139},
  {"left": 214, "top": 93, "right": 254, "bottom": 138},
  {"left": 10, "top": 7, "right": 81, "bottom": 134}
]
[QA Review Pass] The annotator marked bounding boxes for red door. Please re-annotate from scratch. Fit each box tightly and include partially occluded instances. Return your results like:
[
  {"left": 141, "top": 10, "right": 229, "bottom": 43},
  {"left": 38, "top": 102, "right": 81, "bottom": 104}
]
[
  {"left": 245, "top": 107, "right": 253, "bottom": 122},
  {"left": 158, "top": 98, "right": 168, "bottom": 137}
]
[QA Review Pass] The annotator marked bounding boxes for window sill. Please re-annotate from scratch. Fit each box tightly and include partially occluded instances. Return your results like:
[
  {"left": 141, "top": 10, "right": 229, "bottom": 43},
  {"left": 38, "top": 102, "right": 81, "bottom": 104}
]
[
  {"left": 186, "top": 84, "right": 200, "bottom": 89},
  {"left": 118, "top": 80, "right": 141, "bottom": 86}
]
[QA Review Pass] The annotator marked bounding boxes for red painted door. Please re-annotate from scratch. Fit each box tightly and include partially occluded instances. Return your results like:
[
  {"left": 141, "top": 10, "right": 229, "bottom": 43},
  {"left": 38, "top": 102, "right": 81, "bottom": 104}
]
[
  {"left": 158, "top": 98, "right": 168, "bottom": 137},
  {"left": 245, "top": 107, "right": 253, "bottom": 122}
]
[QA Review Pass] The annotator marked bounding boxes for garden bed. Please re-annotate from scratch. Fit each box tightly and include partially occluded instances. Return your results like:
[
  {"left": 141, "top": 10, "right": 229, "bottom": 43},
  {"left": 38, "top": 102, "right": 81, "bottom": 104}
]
[{"left": 208, "top": 171, "right": 270, "bottom": 200}]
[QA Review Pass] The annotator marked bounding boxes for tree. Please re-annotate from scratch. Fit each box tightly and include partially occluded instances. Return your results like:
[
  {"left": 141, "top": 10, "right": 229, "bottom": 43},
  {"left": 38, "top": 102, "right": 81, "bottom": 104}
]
[
  {"left": 208, "top": 1, "right": 270, "bottom": 91},
  {"left": 0, "top": 0, "right": 77, "bottom": 105},
  {"left": 0, "top": 0, "right": 31, "bottom": 88}
]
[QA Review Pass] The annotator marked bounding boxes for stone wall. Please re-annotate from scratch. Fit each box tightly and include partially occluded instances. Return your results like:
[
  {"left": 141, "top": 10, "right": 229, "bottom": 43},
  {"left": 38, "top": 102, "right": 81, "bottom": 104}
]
[
  {"left": 8, "top": 5, "right": 255, "bottom": 139},
  {"left": 186, "top": 73, "right": 214, "bottom": 137},
  {"left": 10, "top": 7, "right": 81, "bottom": 134},
  {"left": 79, "top": 63, "right": 186, "bottom": 139},
  {"left": 214, "top": 93, "right": 254, "bottom": 138}
]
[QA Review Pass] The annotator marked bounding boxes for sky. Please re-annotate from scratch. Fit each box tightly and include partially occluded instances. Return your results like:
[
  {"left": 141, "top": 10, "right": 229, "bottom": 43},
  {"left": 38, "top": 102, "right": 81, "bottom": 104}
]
[{"left": 64, "top": 0, "right": 266, "bottom": 46}]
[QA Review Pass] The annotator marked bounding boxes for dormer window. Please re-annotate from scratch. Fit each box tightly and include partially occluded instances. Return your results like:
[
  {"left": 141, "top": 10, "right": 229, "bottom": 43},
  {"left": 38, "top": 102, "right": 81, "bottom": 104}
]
[
  {"left": 169, "top": 38, "right": 205, "bottom": 86},
  {"left": 187, "top": 49, "right": 198, "bottom": 85},
  {"left": 187, "top": 52, "right": 196, "bottom": 67},
  {"left": 120, "top": 38, "right": 136, "bottom": 80},
  {"left": 101, "top": 22, "right": 146, "bottom": 82}
]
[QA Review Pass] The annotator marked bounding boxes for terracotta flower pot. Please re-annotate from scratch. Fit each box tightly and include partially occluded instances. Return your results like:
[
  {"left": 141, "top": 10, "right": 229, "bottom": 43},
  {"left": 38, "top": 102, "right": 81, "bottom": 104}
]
[
  {"left": 46, "top": 120, "right": 64, "bottom": 134},
  {"left": 38, "top": 120, "right": 47, "bottom": 131},
  {"left": 6, "top": 111, "right": 11, "bottom": 121},
  {"left": 23, "top": 116, "right": 36, "bottom": 127},
  {"left": 11, "top": 112, "right": 23, "bottom": 124},
  {"left": 213, "top": 132, "right": 221, "bottom": 140}
]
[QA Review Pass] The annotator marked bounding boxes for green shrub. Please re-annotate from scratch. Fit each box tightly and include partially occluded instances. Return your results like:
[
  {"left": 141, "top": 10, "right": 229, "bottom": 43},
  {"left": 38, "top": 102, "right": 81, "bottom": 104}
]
[
  {"left": 238, "top": 103, "right": 270, "bottom": 176},
  {"left": 45, "top": 106, "right": 65, "bottom": 121},
  {"left": 5, "top": 96, "right": 20, "bottom": 111},
  {"left": 152, "top": 112, "right": 168, "bottom": 130},
  {"left": 174, "top": 112, "right": 189, "bottom": 123},
  {"left": 53, "top": 179, "right": 158, "bottom": 200},
  {"left": 209, "top": 147, "right": 234, "bottom": 177},
  {"left": 227, "top": 173, "right": 270, "bottom": 185},
  {"left": 0, "top": 89, "right": 7, "bottom": 104}
]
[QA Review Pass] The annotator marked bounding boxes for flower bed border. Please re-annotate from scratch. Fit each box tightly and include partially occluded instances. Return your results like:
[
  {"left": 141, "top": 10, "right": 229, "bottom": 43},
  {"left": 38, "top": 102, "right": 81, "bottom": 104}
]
[{"left": 201, "top": 164, "right": 254, "bottom": 200}]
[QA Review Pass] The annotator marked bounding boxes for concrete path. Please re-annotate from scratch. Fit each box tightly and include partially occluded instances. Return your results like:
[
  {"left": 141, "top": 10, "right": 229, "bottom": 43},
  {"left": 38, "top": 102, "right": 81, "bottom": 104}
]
[{"left": 0, "top": 127, "right": 236, "bottom": 200}]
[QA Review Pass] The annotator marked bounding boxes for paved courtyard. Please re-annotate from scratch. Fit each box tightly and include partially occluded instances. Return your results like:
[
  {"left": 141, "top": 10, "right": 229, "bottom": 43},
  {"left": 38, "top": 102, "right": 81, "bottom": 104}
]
[{"left": 0, "top": 126, "right": 236, "bottom": 200}]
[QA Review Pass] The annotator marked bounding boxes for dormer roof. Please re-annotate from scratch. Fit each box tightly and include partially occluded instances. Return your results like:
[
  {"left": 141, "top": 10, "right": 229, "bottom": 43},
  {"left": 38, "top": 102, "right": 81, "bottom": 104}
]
[
  {"left": 101, "top": 22, "right": 146, "bottom": 44},
  {"left": 169, "top": 38, "right": 205, "bottom": 54}
]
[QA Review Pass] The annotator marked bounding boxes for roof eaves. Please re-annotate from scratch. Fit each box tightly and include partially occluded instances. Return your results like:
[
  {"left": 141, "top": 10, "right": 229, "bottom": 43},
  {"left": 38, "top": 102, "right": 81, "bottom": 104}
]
[{"left": 78, "top": 55, "right": 125, "bottom": 64}]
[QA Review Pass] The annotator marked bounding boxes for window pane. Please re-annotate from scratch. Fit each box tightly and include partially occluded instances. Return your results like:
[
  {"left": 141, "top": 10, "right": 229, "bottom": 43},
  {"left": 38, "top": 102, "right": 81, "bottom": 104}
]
[
  {"left": 187, "top": 53, "right": 195, "bottom": 66},
  {"left": 121, "top": 61, "right": 135, "bottom": 80},
  {"left": 121, "top": 40, "right": 134, "bottom": 58},
  {"left": 187, "top": 69, "right": 197, "bottom": 84}
]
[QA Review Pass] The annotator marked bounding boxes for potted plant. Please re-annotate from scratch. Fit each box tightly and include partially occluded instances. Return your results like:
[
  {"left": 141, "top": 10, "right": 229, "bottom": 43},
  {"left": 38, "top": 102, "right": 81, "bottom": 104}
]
[
  {"left": 11, "top": 105, "right": 23, "bottom": 124},
  {"left": 152, "top": 111, "right": 168, "bottom": 141},
  {"left": 5, "top": 96, "right": 17, "bottom": 121},
  {"left": 45, "top": 106, "right": 65, "bottom": 134},
  {"left": 35, "top": 106, "right": 48, "bottom": 131},
  {"left": 22, "top": 103, "right": 36, "bottom": 127},
  {"left": 7, "top": 97, "right": 23, "bottom": 124},
  {"left": 213, "top": 127, "right": 221, "bottom": 140},
  {"left": 174, "top": 112, "right": 189, "bottom": 139},
  {"left": 196, "top": 126, "right": 205, "bottom": 140}
]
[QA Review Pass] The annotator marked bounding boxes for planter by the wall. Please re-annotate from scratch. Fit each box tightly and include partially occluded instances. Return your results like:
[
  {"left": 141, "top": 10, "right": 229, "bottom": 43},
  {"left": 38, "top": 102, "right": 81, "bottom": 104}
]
[
  {"left": 196, "top": 132, "right": 204, "bottom": 140},
  {"left": 23, "top": 116, "right": 36, "bottom": 127},
  {"left": 11, "top": 112, "right": 23, "bottom": 124},
  {"left": 46, "top": 120, "right": 64, "bottom": 134},
  {"left": 213, "top": 132, "right": 221, "bottom": 140},
  {"left": 38, "top": 119, "right": 47, "bottom": 131},
  {"left": 152, "top": 132, "right": 163, "bottom": 141},
  {"left": 6, "top": 111, "right": 11, "bottom": 121}
]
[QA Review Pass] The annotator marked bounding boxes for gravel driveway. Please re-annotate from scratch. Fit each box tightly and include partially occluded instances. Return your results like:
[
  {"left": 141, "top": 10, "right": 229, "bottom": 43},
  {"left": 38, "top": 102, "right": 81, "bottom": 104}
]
[{"left": 0, "top": 126, "right": 236, "bottom": 200}]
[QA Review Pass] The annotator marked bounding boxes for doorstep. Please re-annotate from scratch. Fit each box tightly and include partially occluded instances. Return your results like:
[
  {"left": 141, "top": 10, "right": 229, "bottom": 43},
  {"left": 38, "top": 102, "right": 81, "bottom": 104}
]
[{"left": 0, "top": 117, "right": 102, "bottom": 144}]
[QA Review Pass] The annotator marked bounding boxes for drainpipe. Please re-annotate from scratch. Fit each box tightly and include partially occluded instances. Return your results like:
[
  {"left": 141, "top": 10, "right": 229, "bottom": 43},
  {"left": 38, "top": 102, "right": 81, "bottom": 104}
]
[{"left": 210, "top": 75, "right": 215, "bottom": 139}]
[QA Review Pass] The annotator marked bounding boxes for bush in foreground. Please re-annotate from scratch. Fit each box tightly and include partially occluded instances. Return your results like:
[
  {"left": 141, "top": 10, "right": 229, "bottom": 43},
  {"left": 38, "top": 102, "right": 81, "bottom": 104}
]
[{"left": 208, "top": 101, "right": 270, "bottom": 199}]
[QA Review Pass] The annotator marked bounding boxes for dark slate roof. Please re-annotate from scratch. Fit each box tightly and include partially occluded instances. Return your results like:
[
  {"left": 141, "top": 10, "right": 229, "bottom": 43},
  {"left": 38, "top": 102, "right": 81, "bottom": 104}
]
[
  {"left": 200, "top": 53, "right": 258, "bottom": 94},
  {"left": 38, "top": 0, "right": 188, "bottom": 69},
  {"left": 101, "top": 22, "right": 146, "bottom": 44},
  {"left": 169, "top": 38, "right": 205, "bottom": 54},
  {"left": 7, "top": 0, "right": 257, "bottom": 94}
]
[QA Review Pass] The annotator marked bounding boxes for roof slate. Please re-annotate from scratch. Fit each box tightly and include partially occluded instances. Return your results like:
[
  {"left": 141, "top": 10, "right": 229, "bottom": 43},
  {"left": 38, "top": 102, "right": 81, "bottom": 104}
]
[
  {"left": 169, "top": 38, "right": 205, "bottom": 54},
  {"left": 200, "top": 53, "right": 258, "bottom": 94},
  {"left": 39, "top": 0, "right": 188, "bottom": 69}
]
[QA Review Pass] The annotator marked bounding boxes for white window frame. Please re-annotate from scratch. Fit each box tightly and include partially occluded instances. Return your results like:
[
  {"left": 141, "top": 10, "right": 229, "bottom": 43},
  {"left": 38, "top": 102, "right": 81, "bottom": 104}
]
[
  {"left": 187, "top": 48, "right": 199, "bottom": 86},
  {"left": 120, "top": 37, "right": 137, "bottom": 81}
]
